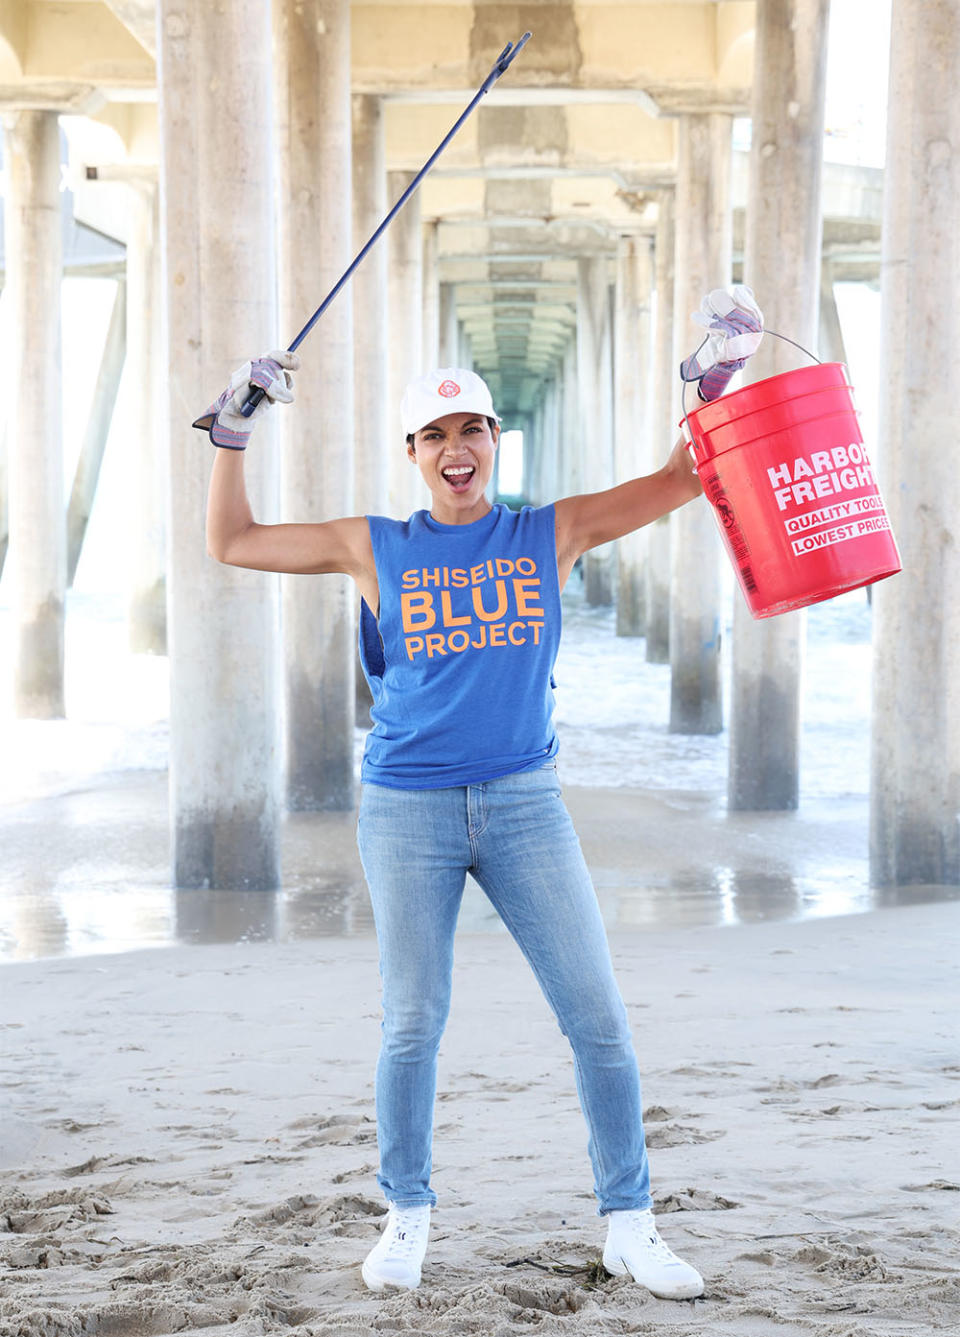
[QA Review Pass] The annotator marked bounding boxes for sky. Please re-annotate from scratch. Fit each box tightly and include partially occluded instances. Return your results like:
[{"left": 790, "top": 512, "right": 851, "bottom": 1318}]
[{"left": 823, "top": 0, "right": 892, "bottom": 168}]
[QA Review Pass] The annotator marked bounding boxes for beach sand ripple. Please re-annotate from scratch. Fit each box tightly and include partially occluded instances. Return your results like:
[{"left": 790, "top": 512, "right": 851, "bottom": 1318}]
[{"left": 2, "top": 903, "right": 958, "bottom": 1336}]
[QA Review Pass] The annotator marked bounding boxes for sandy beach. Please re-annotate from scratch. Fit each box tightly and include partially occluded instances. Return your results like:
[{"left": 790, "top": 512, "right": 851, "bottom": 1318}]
[
  {"left": 2, "top": 592, "right": 958, "bottom": 1333},
  {"left": 3, "top": 898, "right": 958, "bottom": 1336}
]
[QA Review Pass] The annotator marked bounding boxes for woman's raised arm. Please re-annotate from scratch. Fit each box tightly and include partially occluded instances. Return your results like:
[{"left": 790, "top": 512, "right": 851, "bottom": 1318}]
[
  {"left": 554, "top": 434, "right": 702, "bottom": 580},
  {"left": 205, "top": 447, "right": 374, "bottom": 587},
  {"left": 199, "top": 351, "right": 378, "bottom": 607}
]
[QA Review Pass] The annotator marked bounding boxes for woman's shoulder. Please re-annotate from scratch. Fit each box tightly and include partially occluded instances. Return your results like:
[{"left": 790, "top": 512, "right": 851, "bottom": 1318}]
[
  {"left": 496, "top": 501, "right": 554, "bottom": 521},
  {"left": 366, "top": 512, "right": 420, "bottom": 537},
  {"left": 504, "top": 501, "right": 556, "bottom": 535}
]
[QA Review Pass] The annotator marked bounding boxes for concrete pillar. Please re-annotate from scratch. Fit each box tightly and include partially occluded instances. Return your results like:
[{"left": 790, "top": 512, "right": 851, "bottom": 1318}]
[
  {"left": 546, "top": 377, "right": 562, "bottom": 504},
  {"left": 159, "top": 0, "right": 282, "bottom": 888},
  {"left": 540, "top": 374, "right": 561, "bottom": 502},
  {"left": 387, "top": 170, "right": 424, "bottom": 516},
  {"left": 819, "top": 258, "right": 848, "bottom": 365},
  {"left": 577, "top": 255, "right": 615, "bottom": 604},
  {"left": 729, "top": 0, "right": 829, "bottom": 809},
  {"left": 439, "top": 281, "right": 459, "bottom": 365},
  {"left": 558, "top": 349, "right": 573, "bottom": 501},
  {"left": 524, "top": 405, "right": 540, "bottom": 504},
  {"left": 670, "top": 115, "right": 733, "bottom": 734},
  {"left": 352, "top": 94, "right": 390, "bottom": 518},
  {"left": 0, "top": 423, "right": 7, "bottom": 580},
  {"left": 126, "top": 183, "right": 167, "bottom": 654},
  {"left": 533, "top": 386, "right": 547, "bottom": 503},
  {"left": 871, "top": 0, "right": 960, "bottom": 884},
  {"left": 539, "top": 391, "right": 550, "bottom": 503},
  {"left": 536, "top": 392, "right": 550, "bottom": 502},
  {"left": 422, "top": 218, "right": 440, "bottom": 371},
  {"left": 457, "top": 323, "right": 473, "bottom": 371},
  {"left": 560, "top": 339, "right": 580, "bottom": 497},
  {"left": 553, "top": 373, "right": 567, "bottom": 501},
  {"left": 488, "top": 414, "right": 501, "bottom": 503},
  {"left": 4, "top": 110, "right": 65, "bottom": 719},
  {"left": 275, "top": 0, "right": 355, "bottom": 811},
  {"left": 647, "top": 190, "right": 675, "bottom": 663},
  {"left": 614, "top": 233, "right": 653, "bottom": 637},
  {"left": 0, "top": 289, "right": 8, "bottom": 578},
  {"left": 67, "top": 278, "right": 127, "bottom": 585}
]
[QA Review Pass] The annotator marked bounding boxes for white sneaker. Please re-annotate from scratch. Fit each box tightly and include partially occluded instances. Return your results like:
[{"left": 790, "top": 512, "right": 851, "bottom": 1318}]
[
  {"left": 603, "top": 1208, "right": 704, "bottom": 1299},
  {"left": 361, "top": 1203, "right": 431, "bottom": 1292}
]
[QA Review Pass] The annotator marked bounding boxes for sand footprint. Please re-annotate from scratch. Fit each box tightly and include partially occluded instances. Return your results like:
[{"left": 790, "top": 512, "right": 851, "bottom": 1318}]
[
  {"left": 240, "top": 1191, "right": 382, "bottom": 1235},
  {"left": 289, "top": 1114, "right": 377, "bottom": 1148},
  {"left": 63, "top": 1153, "right": 154, "bottom": 1177},
  {"left": 645, "top": 1123, "right": 726, "bottom": 1148},
  {"left": 655, "top": 1187, "right": 739, "bottom": 1212}
]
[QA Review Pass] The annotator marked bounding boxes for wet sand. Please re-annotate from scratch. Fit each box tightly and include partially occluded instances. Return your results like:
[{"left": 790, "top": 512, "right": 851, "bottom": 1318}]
[
  {"left": 2, "top": 900, "right": 958, "bottom": 1336},
  {"left": 6, "top": 583, "right": 950, "bottom": 966},
  {"left": 3, "top": 767, "right": 954, "bottom": 963}
]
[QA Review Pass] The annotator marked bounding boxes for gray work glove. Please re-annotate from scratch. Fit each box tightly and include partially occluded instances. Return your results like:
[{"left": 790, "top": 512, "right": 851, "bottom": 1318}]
[
  {"left": 680, "top": 286, "right": 764, "bottom": 402},
  {"left": 193, "top": 350, "right": 299, "bottom": 448}
]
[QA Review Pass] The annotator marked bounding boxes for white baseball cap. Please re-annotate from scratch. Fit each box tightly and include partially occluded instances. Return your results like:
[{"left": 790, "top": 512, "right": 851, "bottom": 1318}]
[{"left": 400, "top": 368, "right": 500, "bottom": 437}]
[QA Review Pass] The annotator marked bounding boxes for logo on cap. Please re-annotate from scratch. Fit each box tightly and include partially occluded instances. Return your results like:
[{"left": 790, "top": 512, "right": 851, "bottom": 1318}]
[{"left": 437, "top": 379, "right": 461, "bottom": 398}]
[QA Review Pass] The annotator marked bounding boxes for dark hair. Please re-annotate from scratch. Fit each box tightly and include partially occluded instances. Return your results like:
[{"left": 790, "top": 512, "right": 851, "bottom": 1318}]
[{"left": 407, "top": 416, "right": 498, "bottom": 453}]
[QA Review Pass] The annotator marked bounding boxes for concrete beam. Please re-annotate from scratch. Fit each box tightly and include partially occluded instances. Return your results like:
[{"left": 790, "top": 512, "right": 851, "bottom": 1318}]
[
  {"left": 427, "top": 165, "right": 674, "bottom": 190},
  {"left": 450, "top": 279, "right": 577, "bottom": 291},
  {"left": 456, "top": 294, "right": 576, "bottom": 309},
  {"left": 3, "top": 1, "right": 754, "bottom": 111},
  {"left": 381, "top": 87, "right": 659, "bottom": 112},
  {"left": 102, "top": 1, "right": 156, "bottom": 57},
  {"left": 0, "top": 80, "right": 102, "bottom": 112},
  {"left": 353, "top": 3, "right": 753, "bottom": 107},
  {"left": 647, "top": 85, "right": 751, "bottom": 115},
  {"left": 439, "top": 251, "right": 583, "bottom": 264},
  {"left": 438, "top": 215, "right": 619, "bottom": 237},
  {"left": 4, "top": 1, "right": 154, "bottom": 93},
  {"left": 383, "top": 100, "right": 674, "bottom": 175}
]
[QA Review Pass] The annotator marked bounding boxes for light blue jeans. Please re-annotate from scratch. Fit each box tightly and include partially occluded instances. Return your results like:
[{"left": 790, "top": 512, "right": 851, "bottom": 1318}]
[{"left": 356, "top": 761, "right": 652, "bottom": 1215}]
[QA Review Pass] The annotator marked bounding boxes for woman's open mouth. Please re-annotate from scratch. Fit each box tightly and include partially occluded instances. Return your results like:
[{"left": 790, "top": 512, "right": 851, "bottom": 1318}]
[{"left": 441, "top": 465, "right": 476, "bottom": 493}]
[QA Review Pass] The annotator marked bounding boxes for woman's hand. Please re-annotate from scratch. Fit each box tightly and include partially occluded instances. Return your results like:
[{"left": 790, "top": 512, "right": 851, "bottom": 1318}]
[
  {"left": 665, "top": 433, "right": 703, "bottom": 502},
  {"left": 193, "top": 350, "right": 300, "bottom": 449}
]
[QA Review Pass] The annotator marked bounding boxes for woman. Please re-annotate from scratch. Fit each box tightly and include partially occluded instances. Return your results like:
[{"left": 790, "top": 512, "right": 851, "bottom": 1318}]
[{"left": 199, "top": 294, "right": 760, "bottom": 1301}]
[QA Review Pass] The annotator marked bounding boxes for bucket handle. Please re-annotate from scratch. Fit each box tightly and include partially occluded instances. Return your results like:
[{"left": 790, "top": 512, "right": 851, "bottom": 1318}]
[{"left": 681, "top": 329, "right": 823, "bottom": 445}]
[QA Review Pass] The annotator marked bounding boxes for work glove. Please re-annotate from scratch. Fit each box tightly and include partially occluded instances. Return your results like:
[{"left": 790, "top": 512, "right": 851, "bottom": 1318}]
[
  {"left": 680, "top": 285, "right": 763, "bottom": 403},
  {"left": 192, "top": 350, "right": 299, "bottom": 448}
]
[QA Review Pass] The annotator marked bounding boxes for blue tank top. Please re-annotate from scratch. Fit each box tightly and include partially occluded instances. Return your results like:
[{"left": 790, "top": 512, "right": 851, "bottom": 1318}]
[{"left": 359, "top": 503, "right": 561, "bottom": 789}]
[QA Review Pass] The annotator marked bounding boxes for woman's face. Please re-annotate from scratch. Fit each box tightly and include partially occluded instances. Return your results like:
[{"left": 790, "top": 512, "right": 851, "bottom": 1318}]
[{"left": 408, "top": 411, "right": 500, "bottom": 523}]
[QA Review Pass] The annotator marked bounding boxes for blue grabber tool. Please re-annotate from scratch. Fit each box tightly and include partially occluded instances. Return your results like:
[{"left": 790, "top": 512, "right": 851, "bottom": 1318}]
[{"left": 239, "top": 31, "right": 533, "bottom": 418}]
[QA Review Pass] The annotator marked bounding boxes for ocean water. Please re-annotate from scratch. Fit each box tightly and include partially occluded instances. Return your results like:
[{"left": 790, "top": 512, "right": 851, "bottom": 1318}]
[{"left": 554, "top": 583, "right": 872, "bottom": 800}]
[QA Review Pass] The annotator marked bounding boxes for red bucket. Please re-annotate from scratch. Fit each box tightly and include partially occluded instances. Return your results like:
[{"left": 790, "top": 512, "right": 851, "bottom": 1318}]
[{"left": 683, "top": 361, "right": 901, "bottom": 619}]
